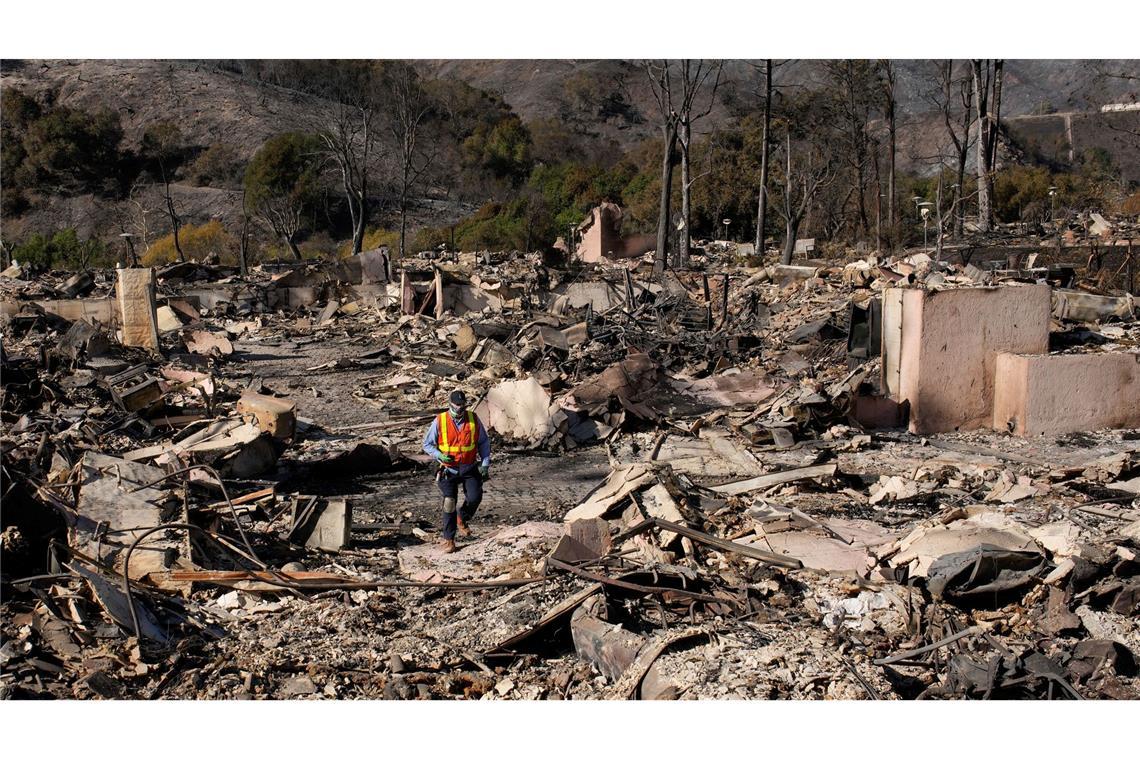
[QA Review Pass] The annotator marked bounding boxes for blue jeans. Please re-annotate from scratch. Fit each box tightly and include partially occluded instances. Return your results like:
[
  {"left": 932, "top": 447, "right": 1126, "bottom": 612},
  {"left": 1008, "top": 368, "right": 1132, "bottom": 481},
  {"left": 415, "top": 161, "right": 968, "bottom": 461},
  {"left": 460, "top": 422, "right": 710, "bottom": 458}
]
[{"left": 438, "top": 464, "right": 483, "bottom": 540}]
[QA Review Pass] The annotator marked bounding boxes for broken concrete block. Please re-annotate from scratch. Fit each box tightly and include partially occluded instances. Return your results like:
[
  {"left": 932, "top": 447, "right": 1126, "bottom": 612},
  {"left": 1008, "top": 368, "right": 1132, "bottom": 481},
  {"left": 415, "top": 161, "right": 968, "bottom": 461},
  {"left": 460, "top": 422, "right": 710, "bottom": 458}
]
[
  {"left": 886, "top": 509, "right": 1040, "bottom": 579},
  {"left": 359, "top": 246, "right": 390, "bottom": 284},
  {"left": 291, "top": 497, "right": 351, "bottom": 551},
  {"left": 184, "top": 330, "right": 234, "bottom": 356},
  {"left": 1088, "top": 212, "right": 1113, "bottom": 238},
  {"left": 57, "top": 319, "right": 111, "bottom": 362},
  {"left": 993, "top": 352, "right": 1140, "bottom": 436},
  {"left": 60, "top": 272, "right": 95, "bottom": 298},
  {"left": 885, "top": 285, "right": 1051, "bottom": 434},
  {"left": 237, "top": 391, "right": 297, "bottom": 439},
  {"left": 475, "top": 376, "right": 555, "bottom": 445},
  {"left": 155, "top": 305, "right": 183, "bottom": 333},
  {"left": 218, "top": 435, "right": 280, "bottom": 479},
  {"left": 316, "top": 300, "right": 339, "bottom": 326},
  {"left": 115, "top": 267, "right": 160, "bottom": 350},
  {"left": 452, "top": 323, "right": 478, "bottom": 356}
]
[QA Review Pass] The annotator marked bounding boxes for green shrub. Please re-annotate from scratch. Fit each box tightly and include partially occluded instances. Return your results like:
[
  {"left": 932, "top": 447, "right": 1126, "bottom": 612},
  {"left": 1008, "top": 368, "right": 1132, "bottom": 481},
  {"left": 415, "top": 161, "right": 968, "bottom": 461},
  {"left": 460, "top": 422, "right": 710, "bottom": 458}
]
[
  {"left": 188, "top": 142, "right": 246, "bottom": 188},
  {"left": 12, "top": 229, "right": 113, "bottom": 271},
  {"left": 141, "top": 220, "right": 237, "bottom": 266}
]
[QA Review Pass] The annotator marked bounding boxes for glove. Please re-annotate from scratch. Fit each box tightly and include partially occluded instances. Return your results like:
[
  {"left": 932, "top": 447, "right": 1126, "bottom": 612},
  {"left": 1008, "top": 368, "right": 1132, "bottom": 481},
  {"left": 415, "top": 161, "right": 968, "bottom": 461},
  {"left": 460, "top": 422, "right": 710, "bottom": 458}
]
[
  {"left": 437, "top": 453, "right": 454, "bottom": 465},
  {"left": 478, "top": 464, "right": 489, "bottom": 480}
]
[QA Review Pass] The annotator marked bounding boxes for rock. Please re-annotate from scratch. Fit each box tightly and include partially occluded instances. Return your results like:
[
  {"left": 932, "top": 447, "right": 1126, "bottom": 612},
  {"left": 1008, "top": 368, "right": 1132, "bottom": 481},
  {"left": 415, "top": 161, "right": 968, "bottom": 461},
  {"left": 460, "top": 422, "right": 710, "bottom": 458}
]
[
  {"left": 640, "top": 663, "right": 680, "bottom": 700},
  {"left": 280, "top": 675, "right": 317, "bottom": 696},
  {"left": 383, "top": 675, "right": 415, "bottom": 700}
]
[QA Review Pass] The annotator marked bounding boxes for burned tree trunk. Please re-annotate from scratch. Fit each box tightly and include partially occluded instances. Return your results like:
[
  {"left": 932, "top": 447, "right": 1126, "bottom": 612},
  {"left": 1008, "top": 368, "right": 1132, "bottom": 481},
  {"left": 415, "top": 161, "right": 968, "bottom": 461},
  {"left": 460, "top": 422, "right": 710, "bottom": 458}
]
[
  {"left": 884, "top": 61, "right": 897, "bottom": 250},
  {"left": 679, "top": 118, "right": 692, "bottom": 268},
  {"left": 164, "top": 188, "right": 185, "bottom": 262},
  {"left": 782, "top": 216, "right": 800, "bottom": 265},
  {"left": 284, "top": 235, "right": 302, "bottom": 261},
  {"left": 655, "top": 125, "right": 677, "bottom": 274},
  {"left": 781, "top": 131, "right": 797, "bottom": 265},
  {"left": 755, "top": 59, "right": 772, "bottom": 256},
  {"left": 972, "top": 59, "right": 994, "bottom": 233}
]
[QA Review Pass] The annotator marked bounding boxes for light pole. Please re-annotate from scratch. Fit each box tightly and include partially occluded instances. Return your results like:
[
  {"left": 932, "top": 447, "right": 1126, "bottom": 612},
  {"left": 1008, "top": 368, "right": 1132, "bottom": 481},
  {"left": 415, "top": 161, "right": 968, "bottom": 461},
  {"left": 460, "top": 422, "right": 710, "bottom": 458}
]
[
  {"left": 722, "top": 218, "right": 732, "bottom": 242},
  {"left": 1048, "top": 186, "right": 1057, "bottom": 223},
  {"left": 918, "top": 202, "right": 933, "bottom": 252},
  {"left": 876, "top": 193, "right": 885, "bottom": 252}
]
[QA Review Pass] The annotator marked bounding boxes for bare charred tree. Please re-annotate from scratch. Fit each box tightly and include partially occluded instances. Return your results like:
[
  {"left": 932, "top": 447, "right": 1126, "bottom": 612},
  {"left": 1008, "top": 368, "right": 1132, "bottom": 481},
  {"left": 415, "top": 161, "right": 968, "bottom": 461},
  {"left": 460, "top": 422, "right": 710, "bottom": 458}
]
[
  {"left": 386, "top": 62, "right": 437, "bottom": 262},
  {"left": 777, "top": 126, "right": 839, "bottom": 264},
  {"left": 643, "top": 61, "right": 680, "bottom": 274},
  {"left": 244, "top": 133, "right": 322, "bottom": 262},
  {"left": 318, "top": 103, "right": 373, "bottom": 255},
  {"left": 121, "top": 176, "right": 159, "bottom": 261},
  {"left": 238, "top": 187, "right": 252, "bottom": 277},
  {"left": 676, "top": 60, "right": 723, "bottom": 267},
  {"left": 825, "top": 61, "right": 878, "bottom": 240},
  {"left": 309, "top": 63, "right": 385, "bottom": 256},
  {"left": 643, "top": 60, "right": 722, "bottom": 273},
  {"left": 930, "top": 61, "right": 975, "bottom": 237},
  {"left": 880, "top": 60, "right": 897, "bottom": 250},
  {"left": 972, "top": 59, "right": 1004, "bottom": 232},
  {"left": 141, "top": 121, "right": 187, "bottom": 261},
  {"left": 754, "top": 59, "right": 775, "bottom": 255},
  {"left": 254, "top": 193, "right": 306, "bottom": 261}
]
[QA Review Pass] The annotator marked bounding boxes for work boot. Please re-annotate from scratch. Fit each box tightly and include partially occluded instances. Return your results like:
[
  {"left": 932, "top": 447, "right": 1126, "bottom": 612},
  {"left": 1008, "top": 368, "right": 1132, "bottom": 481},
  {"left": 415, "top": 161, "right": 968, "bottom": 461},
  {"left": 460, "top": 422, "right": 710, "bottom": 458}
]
[
  {"left": 440, "top": 538, "right": 457, "bottom": 554},
  {"left": 456, "top": 516, "right": 472, "bottom": 538}
]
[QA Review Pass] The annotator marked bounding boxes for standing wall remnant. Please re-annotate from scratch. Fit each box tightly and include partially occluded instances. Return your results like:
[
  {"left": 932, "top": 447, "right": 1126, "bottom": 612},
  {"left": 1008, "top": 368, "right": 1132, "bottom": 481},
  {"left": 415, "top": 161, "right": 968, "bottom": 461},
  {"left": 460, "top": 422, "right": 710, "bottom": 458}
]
[
  {"left": 993, "top": 352, "right": 1140, "bottom": 436},
  {"left": 115, "top": 267, "right": 160, "bottom": 351},
  {"left": 884, "top": 284, "right": 1051, "bottom": 434}
]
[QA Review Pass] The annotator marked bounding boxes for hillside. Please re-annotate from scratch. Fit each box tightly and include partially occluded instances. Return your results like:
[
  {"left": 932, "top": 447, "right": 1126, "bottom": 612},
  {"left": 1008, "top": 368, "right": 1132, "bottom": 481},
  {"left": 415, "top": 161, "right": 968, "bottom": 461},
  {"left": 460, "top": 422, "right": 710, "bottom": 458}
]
[
  {"left": 419, "top": 58, "right": 1140, "bottom": 149},
  {"left": 2, "top": 58, "right": 1138, "bottom": 260}
]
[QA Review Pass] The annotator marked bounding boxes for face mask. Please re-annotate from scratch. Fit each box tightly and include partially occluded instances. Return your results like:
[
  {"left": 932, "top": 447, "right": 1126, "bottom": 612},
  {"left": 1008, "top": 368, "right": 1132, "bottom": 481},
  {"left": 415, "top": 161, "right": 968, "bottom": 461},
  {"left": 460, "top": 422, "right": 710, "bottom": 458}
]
[{"left": 449, "top": 405, "right": 466, "bottom": 419}]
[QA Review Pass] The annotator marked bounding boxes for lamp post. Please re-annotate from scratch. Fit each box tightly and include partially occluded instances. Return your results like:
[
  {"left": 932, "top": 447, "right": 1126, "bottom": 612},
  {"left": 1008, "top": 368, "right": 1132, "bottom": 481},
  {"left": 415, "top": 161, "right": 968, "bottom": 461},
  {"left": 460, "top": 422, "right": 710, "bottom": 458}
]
[
  {"left": 1048, "top": 186, "right": 1057, "bottom": 223},
  {"left": 876, "top": 193, "right": 885, "bottom": 253},
  {"left": 722, "top": 218, "right": 732, "bottom": 242},
  {"left": 918, "top": 202, "right": 933, "bottom": 252}
]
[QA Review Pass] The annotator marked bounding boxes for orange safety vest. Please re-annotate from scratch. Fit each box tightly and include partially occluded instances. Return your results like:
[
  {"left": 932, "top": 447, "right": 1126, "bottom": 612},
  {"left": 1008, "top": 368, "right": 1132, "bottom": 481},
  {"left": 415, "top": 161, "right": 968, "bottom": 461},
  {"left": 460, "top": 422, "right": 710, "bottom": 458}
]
[{"left": 438, "top": 410, "right": 478, "bottom": 465}]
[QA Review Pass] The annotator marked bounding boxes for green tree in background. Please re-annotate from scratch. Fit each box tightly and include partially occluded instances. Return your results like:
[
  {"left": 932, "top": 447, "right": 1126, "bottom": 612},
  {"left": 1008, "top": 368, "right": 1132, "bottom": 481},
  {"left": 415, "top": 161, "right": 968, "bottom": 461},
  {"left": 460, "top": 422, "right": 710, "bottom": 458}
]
[
  {"left": 12, "top": 228, "right": 112, "bottom": 271},
  {"left": 243, "top": 132, "right": 323, "bottom": 261},
  {"left": 2, "top": 87, "right": 124, "bottom": 198}
]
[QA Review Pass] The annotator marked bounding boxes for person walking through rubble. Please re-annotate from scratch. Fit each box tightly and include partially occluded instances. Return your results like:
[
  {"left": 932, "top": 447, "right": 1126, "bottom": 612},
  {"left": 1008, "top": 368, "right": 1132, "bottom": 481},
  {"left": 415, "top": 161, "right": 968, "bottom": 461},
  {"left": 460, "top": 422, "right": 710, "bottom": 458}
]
[{"left": 422, "top": 390, "right": 491, "bottom": 553}]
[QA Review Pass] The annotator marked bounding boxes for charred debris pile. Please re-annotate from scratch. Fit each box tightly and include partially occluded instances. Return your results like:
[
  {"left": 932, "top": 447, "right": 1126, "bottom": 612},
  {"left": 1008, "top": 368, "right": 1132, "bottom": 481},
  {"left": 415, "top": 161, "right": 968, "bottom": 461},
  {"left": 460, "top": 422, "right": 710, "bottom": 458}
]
[{"left": 1, "top": 235, "right": 1139, "bottom": 700}]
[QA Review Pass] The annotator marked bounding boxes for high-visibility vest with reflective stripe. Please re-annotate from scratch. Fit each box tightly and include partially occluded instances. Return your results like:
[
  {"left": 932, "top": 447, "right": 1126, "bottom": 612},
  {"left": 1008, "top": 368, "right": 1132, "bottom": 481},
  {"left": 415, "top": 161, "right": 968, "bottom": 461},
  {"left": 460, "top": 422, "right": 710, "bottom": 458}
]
[{"left": 438, "top": 411, "right": 478, "bottom": 465}]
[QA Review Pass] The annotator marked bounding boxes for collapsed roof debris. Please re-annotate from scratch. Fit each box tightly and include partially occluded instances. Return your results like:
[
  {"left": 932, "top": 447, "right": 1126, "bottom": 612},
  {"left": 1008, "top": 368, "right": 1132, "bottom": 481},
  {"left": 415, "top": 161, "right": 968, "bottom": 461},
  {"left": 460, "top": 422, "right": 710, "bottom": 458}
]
[{"left": 1, "top": 231, "right": 1138, "bottom": 701}]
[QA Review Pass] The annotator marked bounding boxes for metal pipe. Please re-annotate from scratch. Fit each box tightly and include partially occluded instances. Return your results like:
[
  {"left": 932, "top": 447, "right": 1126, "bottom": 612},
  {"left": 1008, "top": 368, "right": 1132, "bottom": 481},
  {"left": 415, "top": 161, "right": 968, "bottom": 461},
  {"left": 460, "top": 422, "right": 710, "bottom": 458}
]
[{"left": 130, "top": 464, "right": 259, "bottom": 562}]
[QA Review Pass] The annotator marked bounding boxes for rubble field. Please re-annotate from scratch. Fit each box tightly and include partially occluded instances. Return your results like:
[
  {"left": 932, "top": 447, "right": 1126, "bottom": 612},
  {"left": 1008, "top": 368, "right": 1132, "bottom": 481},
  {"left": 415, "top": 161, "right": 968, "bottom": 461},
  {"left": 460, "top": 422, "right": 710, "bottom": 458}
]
[{"left": 2, "top": 235, "right": 1138, "bottom": 700}]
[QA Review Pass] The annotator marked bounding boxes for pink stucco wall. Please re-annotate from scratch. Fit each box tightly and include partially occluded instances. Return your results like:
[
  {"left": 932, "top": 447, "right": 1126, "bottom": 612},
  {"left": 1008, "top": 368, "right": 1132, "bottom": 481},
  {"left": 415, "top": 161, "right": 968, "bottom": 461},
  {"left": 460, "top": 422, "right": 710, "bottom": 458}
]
[
  {"left": 994, "top": 352, "right": 1140, "bottom": 436},
  {"left": 894, "top": 285, "right": 1051, "bottom": 434}
]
